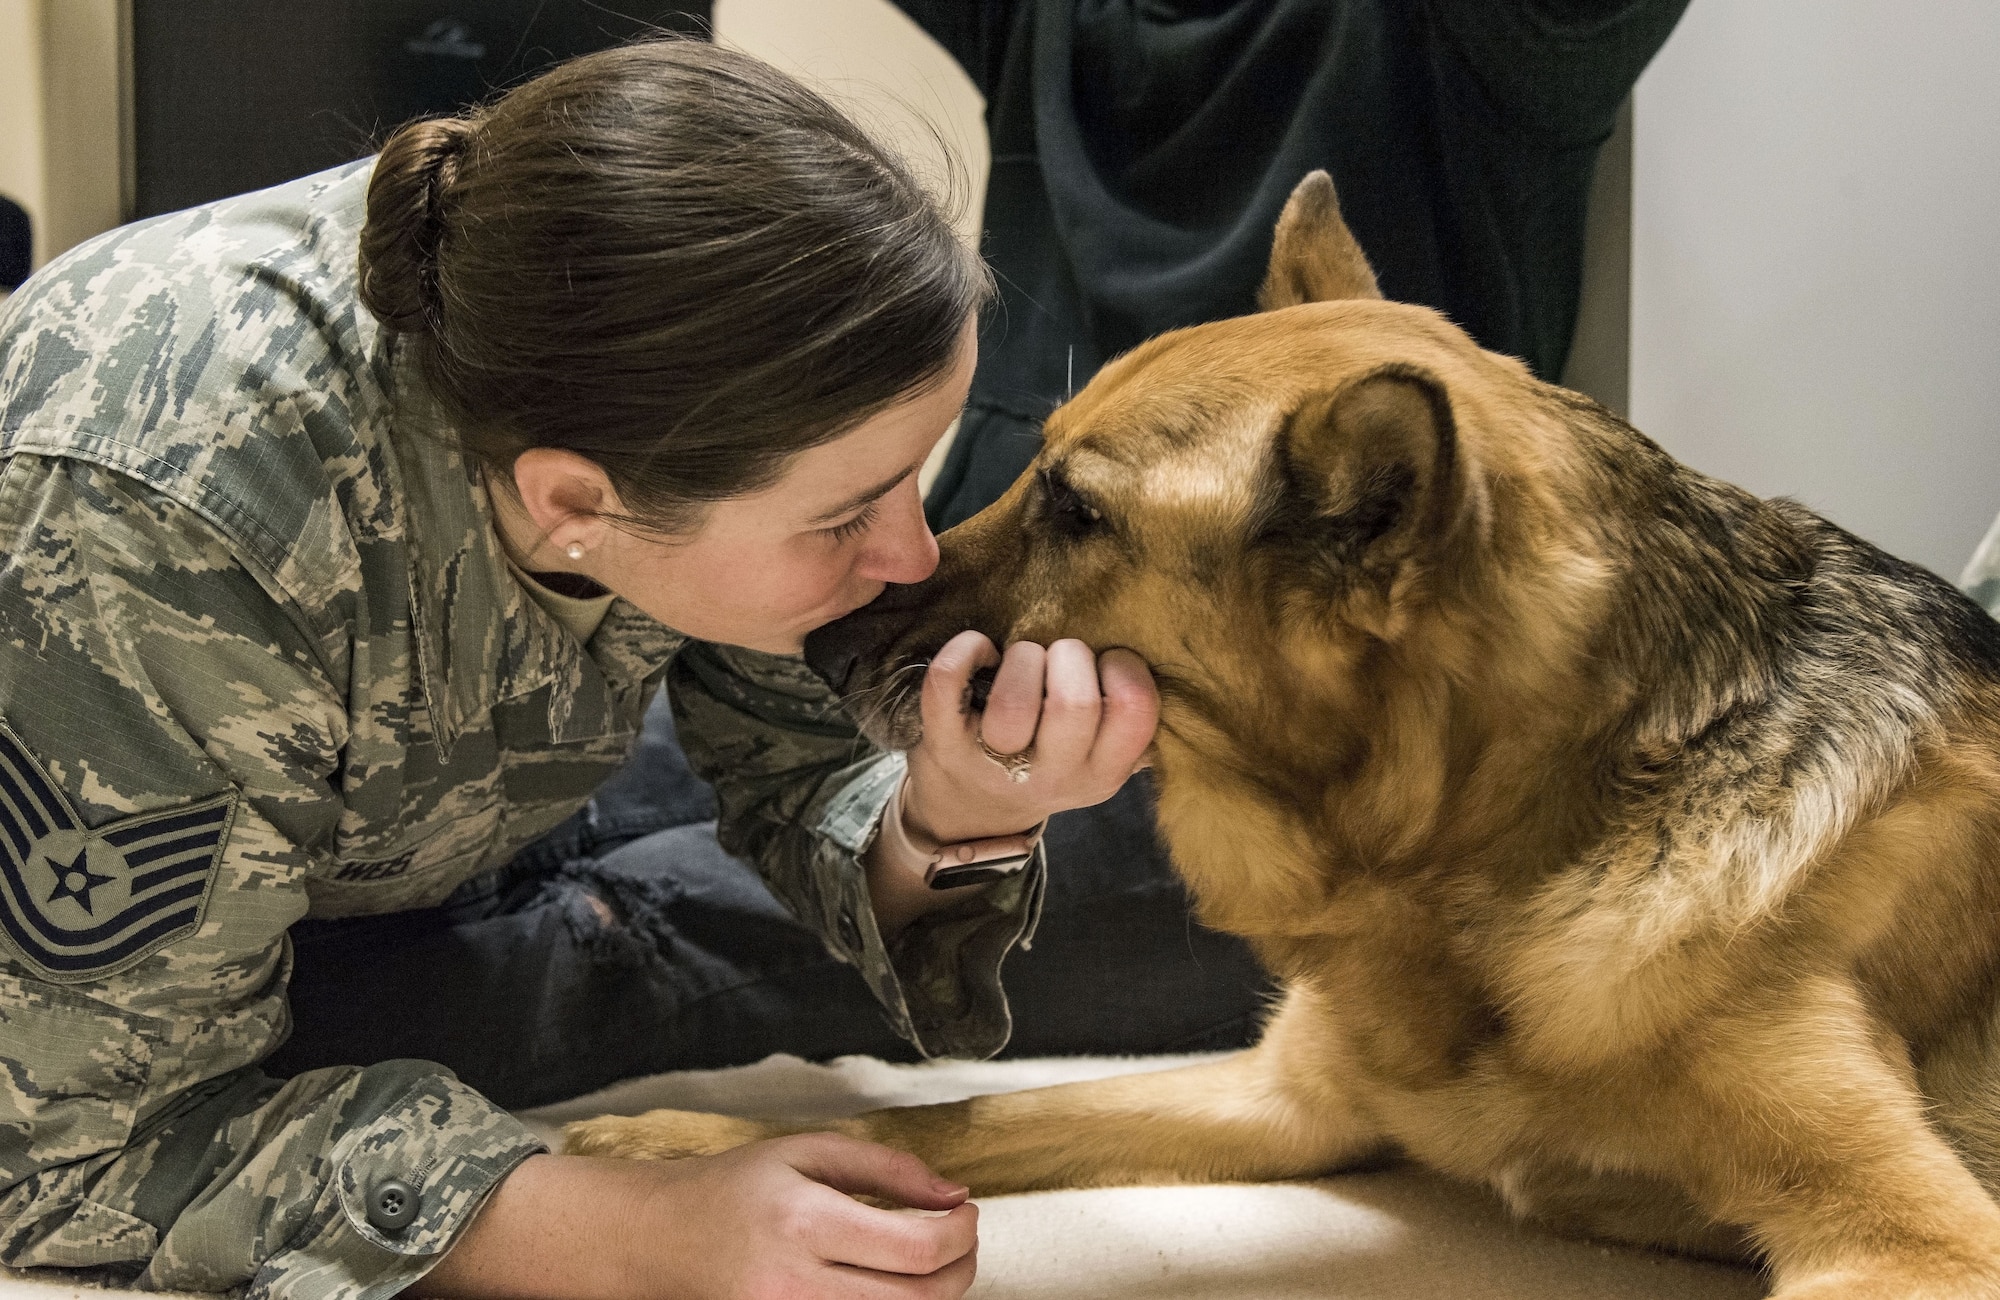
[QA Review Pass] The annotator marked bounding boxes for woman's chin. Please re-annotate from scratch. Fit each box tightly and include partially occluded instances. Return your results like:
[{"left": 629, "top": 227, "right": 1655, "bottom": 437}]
[
  {"left": 764, "top": 634, "right": 811, "bottom": 656},
  {"left": 698, "top": 603, "right": 861, "bottom": 657},
  {"left": 695, "top": 625, "right": 806, "bottom": 657}
]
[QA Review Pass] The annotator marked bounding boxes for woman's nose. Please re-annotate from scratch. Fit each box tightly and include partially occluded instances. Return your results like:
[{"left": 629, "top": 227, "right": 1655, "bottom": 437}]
[{"left": 856, "top": 485, "right": 939, "bottom": 585}]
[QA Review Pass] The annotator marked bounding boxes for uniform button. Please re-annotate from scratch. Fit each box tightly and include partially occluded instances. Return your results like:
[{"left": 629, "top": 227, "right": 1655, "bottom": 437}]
[{"left": 367, "top": 1178, "right": 420, "bottom": 1233}]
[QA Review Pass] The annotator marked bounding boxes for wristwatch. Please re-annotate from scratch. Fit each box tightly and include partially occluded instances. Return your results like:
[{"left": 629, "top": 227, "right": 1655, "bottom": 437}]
[
  {"left": 880, "top": 777, "right": 1045, "bottom": 891},
  {"left": 923, "top": 828, "right": 1044, "bottom": 890}
]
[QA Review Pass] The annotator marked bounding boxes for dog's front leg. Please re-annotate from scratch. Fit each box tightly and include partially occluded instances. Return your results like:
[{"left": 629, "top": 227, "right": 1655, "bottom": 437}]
[
  {"left": 567, "top": 986, "right": 1385, "bottom": 1195},
  {"left": 1678, "top": 977, "right": 2000, "bottom": 1298},
  {"left": 841, "top": 1015, "right": 1384, "bottom": 1194}
]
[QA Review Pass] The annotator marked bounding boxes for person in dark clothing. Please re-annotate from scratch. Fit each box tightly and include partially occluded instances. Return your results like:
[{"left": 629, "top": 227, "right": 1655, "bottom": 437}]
[
  {"left": 274, "top": 0, "right": 1689, "bottom": 1151},
  {"left": 894, "top": 0, "right": 1688, "bottom": 528}
]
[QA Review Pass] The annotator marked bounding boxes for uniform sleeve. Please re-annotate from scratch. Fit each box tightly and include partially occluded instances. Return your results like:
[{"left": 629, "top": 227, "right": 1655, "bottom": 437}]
[
  {"left": 1421, "top": 0, "right": 1692, "bottom": 145},
  {"left": 0, "top": 455, "right": 543, "bottom": 1299},
  {"left": 668, "top": 640, "right": 1044, "bottom": 1060}
]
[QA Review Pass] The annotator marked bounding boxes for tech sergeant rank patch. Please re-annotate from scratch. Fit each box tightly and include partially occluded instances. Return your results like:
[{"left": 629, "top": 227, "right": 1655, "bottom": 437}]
[{"left": 0, "top": 722, "right": 234, "bottom": 983}]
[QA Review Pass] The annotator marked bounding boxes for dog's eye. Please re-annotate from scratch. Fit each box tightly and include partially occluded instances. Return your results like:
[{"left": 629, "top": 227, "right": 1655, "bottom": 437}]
[{"left": 1040, "top": 470, "right": 1105, "bottom": 538}]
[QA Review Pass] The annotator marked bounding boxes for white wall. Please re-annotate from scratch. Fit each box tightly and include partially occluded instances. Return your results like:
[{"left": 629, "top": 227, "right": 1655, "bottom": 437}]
[{"left": 1631, "top": 0, "right": 2000, "bottom": 580}]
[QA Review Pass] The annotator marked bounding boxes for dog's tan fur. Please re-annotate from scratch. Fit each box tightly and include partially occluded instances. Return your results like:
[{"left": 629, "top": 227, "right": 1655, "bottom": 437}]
[{"left": 569, "top": 174, "right": 2000, "bottom": 1296}]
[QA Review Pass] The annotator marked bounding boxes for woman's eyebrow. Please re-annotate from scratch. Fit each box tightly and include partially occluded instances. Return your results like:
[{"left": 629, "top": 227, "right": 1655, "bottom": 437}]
[{"left": 806, "top": 465, "right": 914, "bottom": 524}]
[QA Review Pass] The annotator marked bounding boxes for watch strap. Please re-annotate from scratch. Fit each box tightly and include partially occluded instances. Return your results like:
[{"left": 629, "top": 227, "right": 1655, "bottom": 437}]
[
  {"left": 879, "top": 777, "right": 1045, "bottom": 891},
  {"left": 924, "top": 831, "right": 1042, "bottom": 890}
]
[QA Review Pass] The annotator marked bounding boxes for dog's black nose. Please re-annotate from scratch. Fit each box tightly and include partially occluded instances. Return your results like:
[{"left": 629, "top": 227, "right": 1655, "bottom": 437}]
[
  {"left": 805, "top": 581, "right": 934, "bottom": 695},
  {"left": 802, "top": 617, "right": 863, "bottom": 695}
]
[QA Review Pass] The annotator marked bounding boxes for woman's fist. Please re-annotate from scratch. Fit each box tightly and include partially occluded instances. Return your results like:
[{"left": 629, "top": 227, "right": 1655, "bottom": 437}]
[{"left": 901, "top": 630, "right": 1159, "bottom": 847}]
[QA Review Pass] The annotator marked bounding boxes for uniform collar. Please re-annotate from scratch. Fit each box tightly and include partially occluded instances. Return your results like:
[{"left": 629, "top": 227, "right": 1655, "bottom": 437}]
[{"left": 386, "top": 347, "right": 684, "bottom": 757}]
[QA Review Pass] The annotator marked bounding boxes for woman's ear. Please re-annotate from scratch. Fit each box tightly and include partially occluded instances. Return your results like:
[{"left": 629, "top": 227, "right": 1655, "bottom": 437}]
[
  {"left": 510, "top": 448, "right": 617, "bottom": 558},
  {"left": 1258, "top": 170, "right": 1383, "bottom": 310}
]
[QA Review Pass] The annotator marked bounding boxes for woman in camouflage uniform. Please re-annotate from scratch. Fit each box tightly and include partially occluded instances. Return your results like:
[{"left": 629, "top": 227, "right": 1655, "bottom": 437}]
[{"left": 0, "top": 40, "right": 1172, "bottom": 1300}]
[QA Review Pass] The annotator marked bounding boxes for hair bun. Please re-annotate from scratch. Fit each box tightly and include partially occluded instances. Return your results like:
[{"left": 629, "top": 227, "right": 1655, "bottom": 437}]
[{"left": 358, "top": 115, "right": 476, "bottom": 333}]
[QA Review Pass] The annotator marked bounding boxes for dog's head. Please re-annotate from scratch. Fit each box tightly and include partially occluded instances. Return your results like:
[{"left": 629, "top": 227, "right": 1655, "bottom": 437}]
[{"left": 808, "top": 173, "right": 1603, "bottom": 815}]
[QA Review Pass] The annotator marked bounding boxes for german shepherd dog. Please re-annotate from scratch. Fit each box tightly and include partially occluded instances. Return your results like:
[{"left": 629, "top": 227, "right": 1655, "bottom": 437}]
[{"left": 570, "top": 174, "right": 2000, "bottom": 1296}]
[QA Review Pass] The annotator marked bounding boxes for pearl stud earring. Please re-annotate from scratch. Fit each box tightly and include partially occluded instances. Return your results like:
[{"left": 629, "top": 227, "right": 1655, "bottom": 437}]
[{"left": 565, "top": 543, "right": 586, "bottom": 561}]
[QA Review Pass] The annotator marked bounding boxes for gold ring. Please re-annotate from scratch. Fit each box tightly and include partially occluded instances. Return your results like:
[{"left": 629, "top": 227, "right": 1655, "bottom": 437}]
[{"left": 977, "top": 737, "right": 1034, "bottom": 784}]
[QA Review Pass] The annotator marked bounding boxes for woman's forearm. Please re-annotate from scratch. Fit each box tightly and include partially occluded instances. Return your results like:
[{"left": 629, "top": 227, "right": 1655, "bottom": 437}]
[{"left": 414, "top": 1155, "right": 654, "bottom": 1300}]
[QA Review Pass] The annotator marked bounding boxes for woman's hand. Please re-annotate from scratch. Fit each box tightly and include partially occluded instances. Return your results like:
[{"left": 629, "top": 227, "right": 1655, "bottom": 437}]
[
  {"left": 901, "top": 630, "right": 1160, "bottom": 847},
  {"left": 418, "top": 1139, "right": 977, "bottom": 1300}
]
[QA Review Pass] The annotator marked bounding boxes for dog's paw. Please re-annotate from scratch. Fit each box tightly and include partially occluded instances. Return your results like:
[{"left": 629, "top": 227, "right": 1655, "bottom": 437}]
[{"left": 562, "top": 1108, "right": 777, "bottom": 1160}]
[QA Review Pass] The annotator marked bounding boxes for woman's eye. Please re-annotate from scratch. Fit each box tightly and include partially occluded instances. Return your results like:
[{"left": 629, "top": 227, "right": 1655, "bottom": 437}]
[{"left": 822, "top": 501, "right": 879, "bottom": 544}]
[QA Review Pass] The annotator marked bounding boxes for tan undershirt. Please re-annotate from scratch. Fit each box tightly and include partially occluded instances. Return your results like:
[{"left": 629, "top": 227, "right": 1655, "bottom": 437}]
[
  {"left": 481, "top": 466, "right": 619, "bottom": 644},
  {"left": 504, "top": 557, "right": 618, "bottom": 645}
]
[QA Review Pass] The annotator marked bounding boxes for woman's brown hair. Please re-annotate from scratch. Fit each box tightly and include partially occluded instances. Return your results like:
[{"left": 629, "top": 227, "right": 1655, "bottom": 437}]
[{"left": 358, "top": 38, "right": 989, "bottom": 534}]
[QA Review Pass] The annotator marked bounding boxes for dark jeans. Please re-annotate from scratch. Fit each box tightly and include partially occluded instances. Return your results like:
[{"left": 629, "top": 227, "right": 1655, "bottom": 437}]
[{"left": 266, "top": 694, "right": 1271, "bottom": 1109}]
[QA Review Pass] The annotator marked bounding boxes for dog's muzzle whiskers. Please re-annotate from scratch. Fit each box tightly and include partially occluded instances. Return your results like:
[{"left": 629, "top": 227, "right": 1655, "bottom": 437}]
[{"left": 837, "top": 658, "right": 929, "bottom": 739}]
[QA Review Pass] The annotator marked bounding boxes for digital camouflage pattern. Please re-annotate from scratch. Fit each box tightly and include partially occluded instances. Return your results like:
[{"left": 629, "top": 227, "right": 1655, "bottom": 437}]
[
  {"left": 0, "top": 162, "right": 1039, "bottom": 1297},
  {"left": 1966, "top": 513, "right": 2000, "bottom": 620}
]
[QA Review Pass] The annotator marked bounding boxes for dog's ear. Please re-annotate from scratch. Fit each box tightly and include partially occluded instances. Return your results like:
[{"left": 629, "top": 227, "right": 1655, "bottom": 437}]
[
  {"left": 1267, "top": 363, "right": 1460, "bottom": 585},
  {"left": 1258, "top": 171, "right": 1382, "bottom": 310}
]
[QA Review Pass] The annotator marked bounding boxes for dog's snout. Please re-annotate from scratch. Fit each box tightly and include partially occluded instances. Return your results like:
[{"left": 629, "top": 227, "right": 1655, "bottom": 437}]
[
  {"left": 802, "top": 616, "right": 867, "bottom": 695},
  {"left": 804, "top": 582, "right": 930, "bottom": 694}
]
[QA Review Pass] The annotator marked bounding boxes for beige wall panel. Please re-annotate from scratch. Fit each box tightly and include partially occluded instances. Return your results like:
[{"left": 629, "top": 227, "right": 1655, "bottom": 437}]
[
  {"left": 714, "top": 0, "right": 986, "bottom": 246},
  {"left": 0, "top": 0, "right": 46, "bottom": 272},
  {"left": 714, "top": 0, "right": 990, "bottom": 495},
  {"left": 39, "top": 0, "right": 125, "bottom": 264}
]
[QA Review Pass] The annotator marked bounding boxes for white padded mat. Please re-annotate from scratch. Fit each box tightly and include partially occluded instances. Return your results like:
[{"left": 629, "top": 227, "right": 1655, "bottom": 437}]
[{"left": 522, "top": 1053, "right": 1769, "bottom": 1300}]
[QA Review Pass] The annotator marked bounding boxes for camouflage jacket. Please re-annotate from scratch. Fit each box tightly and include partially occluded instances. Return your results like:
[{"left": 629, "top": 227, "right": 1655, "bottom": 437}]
[{"left": 0, "top": 162, "right": 1040, "bottom": 1298}]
